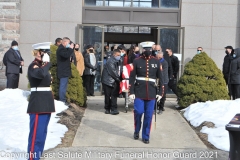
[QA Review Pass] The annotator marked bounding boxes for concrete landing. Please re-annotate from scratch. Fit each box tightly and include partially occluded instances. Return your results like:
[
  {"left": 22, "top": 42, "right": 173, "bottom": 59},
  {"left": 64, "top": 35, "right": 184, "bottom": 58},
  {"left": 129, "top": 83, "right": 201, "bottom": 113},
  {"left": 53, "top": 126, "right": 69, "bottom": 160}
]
[{"left": 72, "top": 96, "right": 206, "bottom": 149}]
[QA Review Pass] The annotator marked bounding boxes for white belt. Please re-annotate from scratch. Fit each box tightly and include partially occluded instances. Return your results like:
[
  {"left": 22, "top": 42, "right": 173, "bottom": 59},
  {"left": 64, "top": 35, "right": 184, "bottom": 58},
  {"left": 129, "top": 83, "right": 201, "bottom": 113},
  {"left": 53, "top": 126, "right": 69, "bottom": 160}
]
[
  {"left": 136, "top": 77, "right": 156, "bottom": 82},
  {"left": 31, "top": 87, "right": 51, "bottom": 91}
]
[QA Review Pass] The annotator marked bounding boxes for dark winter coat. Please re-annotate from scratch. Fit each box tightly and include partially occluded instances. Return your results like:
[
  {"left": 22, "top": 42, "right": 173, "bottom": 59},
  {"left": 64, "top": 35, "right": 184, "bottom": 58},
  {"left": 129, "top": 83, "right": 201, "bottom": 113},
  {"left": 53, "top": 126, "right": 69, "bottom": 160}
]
[
  {"left": 83, "top": 53, "right": 98, "bottom": 75},
  {"left": 56, "top": 44, "right": 73, "bottom": 78},
  {"left": 222, "top": 50, "right": 234, "bottom": 84},
  {"left": 101, "top": 56, "right": 120, "bottom": 87},
  {"left": 163, "top": 52, "right": 173, "bottom": 79},
  {"left": 169, "top": 54, "right": 179, "bottom": 78},
  {"left": 3, "top": 48, "right": 23, "bottom": 76},
  {"left": 229, "top": 48, "right": 240, "bottom": 84},
  {"left": 27, "top": 59, "right": 55, "bottom": 113},
  {"left": 129, "top": 56, "right": 164, "bottom": 100},
  {"left": 160, "top": 58, "right": 169, "bottom": 84}
]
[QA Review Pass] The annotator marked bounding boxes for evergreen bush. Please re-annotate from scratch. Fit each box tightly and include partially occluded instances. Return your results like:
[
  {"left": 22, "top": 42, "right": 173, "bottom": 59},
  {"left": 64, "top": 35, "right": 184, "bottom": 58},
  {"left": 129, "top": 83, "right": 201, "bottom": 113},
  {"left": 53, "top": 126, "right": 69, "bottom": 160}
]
[
  {"left": 50, "top": 45, "right": 87, "bottom": 107},
  {"left": 177, "top": 52, "right": 229, "bottom": 108}
]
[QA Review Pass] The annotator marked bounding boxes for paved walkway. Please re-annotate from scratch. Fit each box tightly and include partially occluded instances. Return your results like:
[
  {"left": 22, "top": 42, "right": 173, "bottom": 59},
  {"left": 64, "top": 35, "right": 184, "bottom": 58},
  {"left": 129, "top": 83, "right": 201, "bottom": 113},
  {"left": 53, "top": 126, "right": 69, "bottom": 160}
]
[{"left": 43, "top": 96, "right": 229, "bottom": 160}]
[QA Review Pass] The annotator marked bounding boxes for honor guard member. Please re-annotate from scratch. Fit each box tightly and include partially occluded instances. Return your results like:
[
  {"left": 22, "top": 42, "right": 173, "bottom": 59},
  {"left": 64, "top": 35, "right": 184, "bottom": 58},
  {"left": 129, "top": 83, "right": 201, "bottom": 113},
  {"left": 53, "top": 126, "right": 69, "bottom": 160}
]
[
  {"left": 129, "top": 41, "right": 164, "bottom": 144},
  {"left": 27, "top": 42, "right": 55, "bottom": 160}
]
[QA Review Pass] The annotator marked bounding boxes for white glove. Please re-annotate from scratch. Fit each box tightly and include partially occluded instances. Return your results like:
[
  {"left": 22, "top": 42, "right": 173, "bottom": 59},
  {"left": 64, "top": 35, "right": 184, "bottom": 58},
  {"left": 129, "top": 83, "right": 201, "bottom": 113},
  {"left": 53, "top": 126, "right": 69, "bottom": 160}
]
[
  {"left": 129, "top": 94, "right": 135, "bottom": 100},
  {"left": 156, "top": 95, "right": 162, "bottom": 102},
  {"left": 42, "top": 53, "right": 50, "bottom": 62}
]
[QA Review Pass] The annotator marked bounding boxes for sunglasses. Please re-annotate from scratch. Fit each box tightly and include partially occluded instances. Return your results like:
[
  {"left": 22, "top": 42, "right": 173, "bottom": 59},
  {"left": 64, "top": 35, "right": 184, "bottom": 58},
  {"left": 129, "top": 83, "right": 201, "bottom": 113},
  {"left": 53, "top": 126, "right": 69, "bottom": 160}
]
[{"left": 197, "top": 50, "right": 202, "bottom": 51}]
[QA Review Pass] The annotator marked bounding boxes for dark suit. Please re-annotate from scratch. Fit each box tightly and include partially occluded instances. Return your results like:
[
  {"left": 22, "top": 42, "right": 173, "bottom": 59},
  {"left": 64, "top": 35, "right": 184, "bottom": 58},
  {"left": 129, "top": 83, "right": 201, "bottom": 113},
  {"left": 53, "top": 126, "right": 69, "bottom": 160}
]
[{"left": 3, "top": 48, "right": 23, "bottom": 88}]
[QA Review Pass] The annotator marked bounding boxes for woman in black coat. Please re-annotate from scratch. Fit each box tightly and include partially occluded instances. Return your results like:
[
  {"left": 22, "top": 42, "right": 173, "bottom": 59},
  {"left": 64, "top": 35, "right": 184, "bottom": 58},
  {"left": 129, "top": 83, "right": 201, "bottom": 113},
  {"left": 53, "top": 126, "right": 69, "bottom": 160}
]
[{"left": 83, "top": 45, "right": 98, "bottom": 96}]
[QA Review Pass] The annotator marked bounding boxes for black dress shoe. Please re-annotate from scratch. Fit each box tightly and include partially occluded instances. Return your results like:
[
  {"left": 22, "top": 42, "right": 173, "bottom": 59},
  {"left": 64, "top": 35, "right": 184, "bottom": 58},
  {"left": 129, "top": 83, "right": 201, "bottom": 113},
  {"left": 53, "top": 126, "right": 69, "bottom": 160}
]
[
  {"left": 162, "top": 108, "right": 165, "bottom": 111},
  {"left": 134, "top": 133, "right": 139, "bottom": 140},
  {"left": 110, "top": 110, "right": 119, "bottom": 115},
  {"left": 105, "top": 110, "right": 110, "bottom": 114},
  {"left": 90, "top": 94, "right": 95, "bottom": 96},
  {"left": 142, "top": 139, "right": 149, "bottom": 144}
]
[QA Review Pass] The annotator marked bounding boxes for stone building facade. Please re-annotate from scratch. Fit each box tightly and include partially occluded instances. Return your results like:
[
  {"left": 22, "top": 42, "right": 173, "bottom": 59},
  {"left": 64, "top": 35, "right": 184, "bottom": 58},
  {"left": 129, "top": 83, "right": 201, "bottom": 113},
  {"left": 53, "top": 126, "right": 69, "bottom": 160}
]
[{"left": 0, "top": 0, "right": 20, "bottom": 90}]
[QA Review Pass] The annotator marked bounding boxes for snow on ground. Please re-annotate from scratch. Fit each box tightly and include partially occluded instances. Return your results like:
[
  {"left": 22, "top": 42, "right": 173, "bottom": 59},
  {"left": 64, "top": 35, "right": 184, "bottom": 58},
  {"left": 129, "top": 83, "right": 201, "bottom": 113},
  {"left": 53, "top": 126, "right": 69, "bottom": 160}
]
[
  {"left": 183, "top": 99, "right": 240, "bottom": 151},
  {"left": 0, "top": 89, "right": 68, "bottom": 160}
]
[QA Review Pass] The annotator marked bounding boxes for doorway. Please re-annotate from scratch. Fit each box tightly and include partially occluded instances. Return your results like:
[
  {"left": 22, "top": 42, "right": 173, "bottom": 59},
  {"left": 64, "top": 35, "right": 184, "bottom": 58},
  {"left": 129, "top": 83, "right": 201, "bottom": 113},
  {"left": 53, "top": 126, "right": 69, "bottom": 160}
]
[{"left": 78, "top": 24, "right": 185, "bottom": 95}]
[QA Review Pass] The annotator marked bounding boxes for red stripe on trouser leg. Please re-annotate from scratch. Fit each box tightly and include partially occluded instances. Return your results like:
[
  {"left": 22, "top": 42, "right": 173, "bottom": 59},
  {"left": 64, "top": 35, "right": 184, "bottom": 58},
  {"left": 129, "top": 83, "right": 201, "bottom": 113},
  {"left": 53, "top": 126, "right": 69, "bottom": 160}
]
[
  {"left": 133, "top": 110, "right": 136, "bottom": 130},
  {"left": 30, "top": 114, "right": 39, "bottom": 160}
]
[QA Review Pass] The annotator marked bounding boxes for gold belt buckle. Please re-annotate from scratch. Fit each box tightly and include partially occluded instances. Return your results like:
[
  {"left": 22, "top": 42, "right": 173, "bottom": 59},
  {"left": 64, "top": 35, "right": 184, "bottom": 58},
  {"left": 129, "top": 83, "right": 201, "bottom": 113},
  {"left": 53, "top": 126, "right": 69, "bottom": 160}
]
[{"left": 145, "top": 77, "right": 149, "bottom": 81}]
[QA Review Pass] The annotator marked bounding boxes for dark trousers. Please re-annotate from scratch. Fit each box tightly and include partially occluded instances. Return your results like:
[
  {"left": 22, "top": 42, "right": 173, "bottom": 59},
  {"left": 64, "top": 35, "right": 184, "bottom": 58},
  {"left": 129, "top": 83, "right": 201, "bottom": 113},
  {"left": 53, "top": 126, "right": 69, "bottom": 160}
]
[
  {"left": 158, "top": 84, "right": 168, "bottom": 110},
  {"left": 134, "top": 98, "right": 155, "bottom": 140},
  {"left": 168, "top": 78, "right": 178, "bottom": 96},
  {"left": 7, "top": 73, "right": 19, "bottom": 89},
  {"left": 102, "top": 83, "right": 119, "bottom": 111},
  {"left": 27, "top": 113, "right": 51, "bottom": 160},
  {"left": 84, "top": 75, "right": 95, "bottom": 95},
  {"left": 230, "top": 84, "right": 240, "bottom": 100},
  {"left": 59, "top": 77, "right": 69, "bottom": 102}
]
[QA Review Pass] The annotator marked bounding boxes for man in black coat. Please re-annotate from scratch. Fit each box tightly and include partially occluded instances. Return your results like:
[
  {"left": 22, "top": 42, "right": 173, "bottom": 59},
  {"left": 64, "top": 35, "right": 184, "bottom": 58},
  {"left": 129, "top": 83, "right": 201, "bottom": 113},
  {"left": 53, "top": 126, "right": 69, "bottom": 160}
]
[
  {"left": 223, "top": 46, "right": 234, "bottom": 85},
  {"left": 56, "top": 37, "right": 74, "bottom": 103},
  {"left": 101, "top": 49, "right": 121, "bottom": 115},
  {"left": 166, "top": 47, "right": 179, "bottom": 96},
  {"left": 3, "top": 40, "right": 24, "bottom": 88},
  {"left": 229, "top": 48, "right": 240, "bottom": 100}
]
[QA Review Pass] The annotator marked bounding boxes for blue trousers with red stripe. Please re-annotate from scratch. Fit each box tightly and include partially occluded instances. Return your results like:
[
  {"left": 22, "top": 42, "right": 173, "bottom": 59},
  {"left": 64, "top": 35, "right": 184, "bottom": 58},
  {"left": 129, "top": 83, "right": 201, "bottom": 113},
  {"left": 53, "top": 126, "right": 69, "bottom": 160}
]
[
  {"left": 134, "top": 98, "right": 155, "bottom": 140},
  {"left": 27, "top": 114, "right": 51, "bottom": 160}
]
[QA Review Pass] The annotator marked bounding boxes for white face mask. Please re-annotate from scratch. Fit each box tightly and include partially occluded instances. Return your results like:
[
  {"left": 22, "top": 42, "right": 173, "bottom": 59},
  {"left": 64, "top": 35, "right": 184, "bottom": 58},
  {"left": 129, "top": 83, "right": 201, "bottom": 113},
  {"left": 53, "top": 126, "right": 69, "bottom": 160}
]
[{"left": 13, "top": 46, "right": 18, "bottom": 50}]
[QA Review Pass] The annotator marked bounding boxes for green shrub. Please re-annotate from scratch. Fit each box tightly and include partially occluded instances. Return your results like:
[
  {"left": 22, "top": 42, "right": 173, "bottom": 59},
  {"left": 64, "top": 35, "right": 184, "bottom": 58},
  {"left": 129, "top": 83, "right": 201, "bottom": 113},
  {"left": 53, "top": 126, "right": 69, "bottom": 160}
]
[
  {"left": 177, "top": 52, "right": 229, "bottom": 108},
  {"left": 50, "top": 45, "right": 87, "bottom": 106}
]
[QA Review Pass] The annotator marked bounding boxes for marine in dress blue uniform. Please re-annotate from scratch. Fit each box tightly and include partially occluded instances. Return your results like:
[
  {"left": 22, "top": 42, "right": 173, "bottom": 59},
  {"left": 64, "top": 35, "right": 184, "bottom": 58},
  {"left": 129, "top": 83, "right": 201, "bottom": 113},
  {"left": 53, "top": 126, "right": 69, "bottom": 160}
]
[
  {"left": 27, "top": 42, "right": 55, "bottom": 160},
  {"left": 129, "top": 42, "right": 164, "bottom": 144}
]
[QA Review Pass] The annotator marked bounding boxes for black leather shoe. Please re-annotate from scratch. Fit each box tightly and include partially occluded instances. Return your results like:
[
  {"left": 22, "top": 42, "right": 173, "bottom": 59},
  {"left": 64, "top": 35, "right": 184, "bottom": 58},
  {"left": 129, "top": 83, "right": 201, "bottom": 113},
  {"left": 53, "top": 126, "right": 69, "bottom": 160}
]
[
  {"left": 110, "top": 110, "right": 119, "bottom": 115},
  {"left": 90, "top": 94, "right": 95, "bottom": 96},
  {"left": 142, "top": 139, "right": 149, "bottom": 144},
  {"left": 134, "top": 133, "right": 139, "bottom": 140},
  {"left": 162, "top": 108, "right": 165, "bottom": 111},
  {"left": 105, "top": 110, "right": 110, "bottom": 114}
]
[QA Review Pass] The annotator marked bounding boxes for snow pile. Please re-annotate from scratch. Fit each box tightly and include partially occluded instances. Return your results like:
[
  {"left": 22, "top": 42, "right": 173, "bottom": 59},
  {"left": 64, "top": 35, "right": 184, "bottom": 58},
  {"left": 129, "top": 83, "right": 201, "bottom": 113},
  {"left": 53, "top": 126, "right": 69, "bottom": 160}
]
[
  {"left": 183, "top": 99, "right": 240, "bottom": 151},
  {"left": 0, "top": 89, "right": 68, "bottom": 159}
]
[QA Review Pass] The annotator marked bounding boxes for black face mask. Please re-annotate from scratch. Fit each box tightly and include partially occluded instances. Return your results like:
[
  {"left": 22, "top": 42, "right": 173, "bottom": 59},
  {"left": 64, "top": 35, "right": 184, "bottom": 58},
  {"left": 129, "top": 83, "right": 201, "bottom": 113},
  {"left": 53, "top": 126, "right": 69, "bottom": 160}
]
[
  {"left": 225, "top": 50, "right": 229, "bottom": 54},
  {"left": 75, "top": 48, "right": 79, "bottom": 51},
  {"left": 89, "top": 49, "right": 93, "bottom": 53},
  {"left": 143, "top": 51, "right": 152, "bottom": 57}
]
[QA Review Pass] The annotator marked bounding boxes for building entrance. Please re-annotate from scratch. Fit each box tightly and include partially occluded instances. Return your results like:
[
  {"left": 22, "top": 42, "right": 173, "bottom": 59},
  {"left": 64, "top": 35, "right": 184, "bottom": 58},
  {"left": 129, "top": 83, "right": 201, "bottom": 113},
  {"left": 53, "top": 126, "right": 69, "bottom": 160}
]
[{"left": 78, "top": 24, "right": 184, "bottom": 95}]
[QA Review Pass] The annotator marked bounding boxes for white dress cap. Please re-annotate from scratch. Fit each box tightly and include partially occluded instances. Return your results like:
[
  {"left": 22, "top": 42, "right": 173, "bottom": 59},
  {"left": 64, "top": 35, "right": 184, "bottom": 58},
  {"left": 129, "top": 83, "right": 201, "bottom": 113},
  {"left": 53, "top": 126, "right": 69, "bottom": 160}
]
[
  {"left": 32, "top": 42, "right": 52, "bottom": 50},
  {"left": 140, "top": 41, "right": 155, "bottom": 48}
]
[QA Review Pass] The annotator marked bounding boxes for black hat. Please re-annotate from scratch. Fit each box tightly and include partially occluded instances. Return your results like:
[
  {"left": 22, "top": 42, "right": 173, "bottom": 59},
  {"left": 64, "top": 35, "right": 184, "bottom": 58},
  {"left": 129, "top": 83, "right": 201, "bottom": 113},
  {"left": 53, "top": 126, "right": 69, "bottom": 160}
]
[
  {"left": 87, "top": 45, "right": 93, "bottom": 49},
  {"left": 225, "top": 46, "right": 233, "bottom": 49},
  {"left": 11, "top": 40, "right": 18, "bottom": 46}
]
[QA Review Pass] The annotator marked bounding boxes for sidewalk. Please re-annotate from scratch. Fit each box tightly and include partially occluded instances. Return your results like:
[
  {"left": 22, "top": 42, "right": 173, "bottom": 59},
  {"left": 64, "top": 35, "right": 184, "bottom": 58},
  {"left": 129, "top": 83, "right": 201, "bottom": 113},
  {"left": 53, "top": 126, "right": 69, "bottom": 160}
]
[{"left": 43, "top": 96, "right": 228, "bottom": 160}]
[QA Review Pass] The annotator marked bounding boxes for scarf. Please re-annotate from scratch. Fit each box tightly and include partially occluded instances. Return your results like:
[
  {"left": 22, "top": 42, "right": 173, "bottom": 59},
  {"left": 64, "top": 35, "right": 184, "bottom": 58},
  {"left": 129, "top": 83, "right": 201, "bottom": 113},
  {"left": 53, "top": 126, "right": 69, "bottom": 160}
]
[{"left": 89, "top": 53, "right": 96, "bottom": 75}]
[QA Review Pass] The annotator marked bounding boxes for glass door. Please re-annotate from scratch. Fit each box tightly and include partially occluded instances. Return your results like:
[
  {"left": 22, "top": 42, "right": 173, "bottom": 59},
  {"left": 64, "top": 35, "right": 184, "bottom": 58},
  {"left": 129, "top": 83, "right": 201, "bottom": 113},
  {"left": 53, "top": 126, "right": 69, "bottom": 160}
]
[
  {"left": 78, "top": 25, "right": 105, "bottom": 96},
  {"left": 157, "top": 27, "right": 185, "bottom": 78}
]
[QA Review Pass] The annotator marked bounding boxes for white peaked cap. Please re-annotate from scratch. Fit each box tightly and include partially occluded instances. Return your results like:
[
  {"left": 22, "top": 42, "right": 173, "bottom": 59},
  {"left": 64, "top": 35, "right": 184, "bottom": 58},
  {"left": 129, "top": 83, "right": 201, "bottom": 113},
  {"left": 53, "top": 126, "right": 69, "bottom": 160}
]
[
  {"left": 32, "top": 42, "right": 51, "bottom": 50},
  {"left": 140, "top": 41, "right": 155, "bottom": 48}
]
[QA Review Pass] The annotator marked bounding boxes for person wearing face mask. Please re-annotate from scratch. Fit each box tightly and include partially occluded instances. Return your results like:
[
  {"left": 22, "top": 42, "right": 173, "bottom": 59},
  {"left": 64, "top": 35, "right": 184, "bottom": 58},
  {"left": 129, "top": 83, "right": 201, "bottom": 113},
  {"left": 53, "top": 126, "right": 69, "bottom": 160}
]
[
  {"left": 134, "top": 46, "right": 141, "bottom": 58},
  {"left": 229, "top": 48, "right": 240, "bottom": 100},
  {"left": 129, "top": 41, "right": 164, "bottom": 144},
  {"left": 74, "top": 43, "right": 85, "bottom": 76},
  {"left": 3, "top": 40, "right": 24, "bottom": 89},
  {"left": 56, "top": 37, "right": 74, "bottom": 105},
  {"left": 223, "top": 46, "right": 234, "bottom": 86},
  {"left": 101, "top": 49, "right": 121, "bottom": 115},
  {"left": 83, "top": 45, "right": 98, "bottom": 96},
  {"left": 27, "top": 42, "right": 54, "bottom": 160},
  {"left": 197, "top": 47, "right": 203, "bottom": 54}
]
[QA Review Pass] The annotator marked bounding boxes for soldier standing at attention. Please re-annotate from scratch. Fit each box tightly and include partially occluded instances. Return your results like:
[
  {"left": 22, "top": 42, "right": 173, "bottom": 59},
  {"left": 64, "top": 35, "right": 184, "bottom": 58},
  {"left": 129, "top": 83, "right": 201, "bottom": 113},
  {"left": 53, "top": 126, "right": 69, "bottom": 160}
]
[
  {"left": 27, "top": 42, "right": 55, "bottom": 160},
  {"left": 129, "top": 41, "right": 164, "bottom": 144}
]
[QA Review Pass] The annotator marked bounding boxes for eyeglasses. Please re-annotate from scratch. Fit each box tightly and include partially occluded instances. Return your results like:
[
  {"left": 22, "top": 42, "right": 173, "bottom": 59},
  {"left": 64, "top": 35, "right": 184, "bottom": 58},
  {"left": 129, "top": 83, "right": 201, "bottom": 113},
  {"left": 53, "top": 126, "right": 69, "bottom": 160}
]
[
  {"left": 156, "top": 50, "right": 161, "bottom": 51},
  {"left": 197, "top": 50, "right": 202, "bottom": 51}
]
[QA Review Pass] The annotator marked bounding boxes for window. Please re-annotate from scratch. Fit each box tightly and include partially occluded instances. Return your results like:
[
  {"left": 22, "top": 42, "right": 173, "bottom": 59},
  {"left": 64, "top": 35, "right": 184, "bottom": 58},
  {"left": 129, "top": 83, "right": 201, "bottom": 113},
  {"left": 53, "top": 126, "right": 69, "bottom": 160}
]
[
  {"left": 105, "top": 26, "right": 151, "bottom": 34},
  {"left": 85, "top": 0, "right": 104, "bottom": 6},
  {"left": 133, "top": 0, "right": 159, "bottom": 8},
  {"left": 105, "top": 0, "right": 131, "bottom": 7},
  {"left": 161, "top": 0, "right": 179, "bottom": 8},
  {"left": 160, "top": 29, "right": 179, "bottom": 53}
]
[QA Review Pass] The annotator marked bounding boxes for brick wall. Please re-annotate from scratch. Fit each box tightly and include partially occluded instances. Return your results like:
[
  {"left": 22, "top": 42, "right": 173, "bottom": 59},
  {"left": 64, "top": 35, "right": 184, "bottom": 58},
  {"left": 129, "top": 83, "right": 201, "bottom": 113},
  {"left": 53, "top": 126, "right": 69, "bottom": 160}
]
[{"left": 0, "top": 0, "right": 20, "bottom": 90}]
